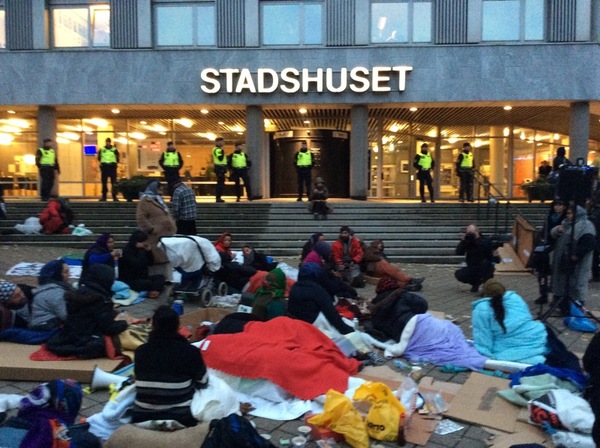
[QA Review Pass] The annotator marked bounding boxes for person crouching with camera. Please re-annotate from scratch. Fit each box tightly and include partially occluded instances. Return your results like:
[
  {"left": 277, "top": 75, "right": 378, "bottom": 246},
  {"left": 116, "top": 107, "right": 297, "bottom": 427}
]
[{"left": 455, "top": 224, "right": 502, "bottom": 293}]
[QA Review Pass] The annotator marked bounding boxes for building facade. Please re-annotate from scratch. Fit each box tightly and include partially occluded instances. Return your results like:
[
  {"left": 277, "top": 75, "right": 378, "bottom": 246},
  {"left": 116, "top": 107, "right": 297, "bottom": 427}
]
[{"left": 0, "top": 0, "right": 599, "bottom": 200}]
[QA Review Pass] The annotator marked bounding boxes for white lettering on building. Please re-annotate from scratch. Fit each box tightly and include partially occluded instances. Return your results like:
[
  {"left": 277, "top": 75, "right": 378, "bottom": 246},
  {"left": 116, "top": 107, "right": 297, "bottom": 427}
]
[{"left": 200, "top": 66, "right": 413, "bottom": 94}]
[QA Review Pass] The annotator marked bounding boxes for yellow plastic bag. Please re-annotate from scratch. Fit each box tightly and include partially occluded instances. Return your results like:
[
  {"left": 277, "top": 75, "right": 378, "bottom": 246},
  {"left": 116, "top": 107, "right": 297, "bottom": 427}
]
[
  {"left": 307, "top": 389, "right": 369, "bottom": 448},
  {"left": 353, "top": 381, "right": 406, "bottom": 442}
]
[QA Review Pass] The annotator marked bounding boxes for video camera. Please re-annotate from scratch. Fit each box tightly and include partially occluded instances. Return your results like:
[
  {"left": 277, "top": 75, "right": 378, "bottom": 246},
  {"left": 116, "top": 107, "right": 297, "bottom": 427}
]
[{"left": 557, "top": 160, "right": 598, "bottom": 205}]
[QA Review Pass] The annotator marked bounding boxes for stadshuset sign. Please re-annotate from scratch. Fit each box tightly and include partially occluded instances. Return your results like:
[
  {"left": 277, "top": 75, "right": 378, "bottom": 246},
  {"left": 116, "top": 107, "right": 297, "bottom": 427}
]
[{"left": 200, "top": 66, "right": 413, "bottom": 94}]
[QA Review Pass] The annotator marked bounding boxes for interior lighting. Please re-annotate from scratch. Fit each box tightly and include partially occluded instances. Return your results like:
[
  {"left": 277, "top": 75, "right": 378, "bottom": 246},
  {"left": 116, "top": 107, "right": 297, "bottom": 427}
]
[
  {"left": 218, "top": 121, "right": 225, "bottom": 125},
  {"left": 58, "top": 132, "right": 81, "bottom": 141},
  {"left": 111, "top": 109, "right": 120, "bottom": 114},
  {"left": 0, "top": 133, "right": 14, "bottom": 145},
  {"left": 389, "top": 124, "right": 399, "bottom": 133},
  {"left": 553, "top": 134, "right": 560, "bottom": 141},
  {"left": 84, "top": 118, "right": 109, "bottom": 128},
  {"left": 388, "top": 143, "right": 395, "bottom": 152},
  {"left": 520, "top": 132, "right": 526, "bottom": 140},
  {"left": 115, "top": 137, "right": 128, "bottom": 144},
  {"left": 7, "top": 110, "right": 15, "bottom": 114},
  {"left": 503, "top": 105, "right": 512, "bottom": 111},
  {"left": 200, "top": 109, "right": 209, "bottom": 114},
  {"left": 1, "top": 125, "right": 21, "bottom": 133},
  {"left": 409, "top": 107, "right": 418, "bottom": 112},
  {"left": 304, "top": 120, "right": 310, "bottom": 124},
  {"left": 3, "top": 118, "right": 30, "bottom": 128},
  {"left": 140, "top": 121, "right": 147, "bottom": 125},
  {"left": 503, "top": 127, "right": 510, "bottom": 137},
  {"left": 55, "top": 137, "right": 71, "bottom": 144},
  {"left": 176, "top": 118, "right": 193, "bottom": 128},
  {"left": 264, "top": 119, "right": 272, "bottom": 126},
  {"left": 129, "top": 132, "right": 147, "bottom": 140},
  {"left": 299, "top": 108, "right": 308, "bottom": 114},
  {"left": 373, "top": 146, "right": 379, "bottom": 153},
  {"left": 447, "top": 137, "right": 458, "bottom": 144},
  {"left": 195, "top": 132, "right": 217, "bottom": 141},
  {"left": 23, "top": 154, "right": 36, "bottom": 165}
]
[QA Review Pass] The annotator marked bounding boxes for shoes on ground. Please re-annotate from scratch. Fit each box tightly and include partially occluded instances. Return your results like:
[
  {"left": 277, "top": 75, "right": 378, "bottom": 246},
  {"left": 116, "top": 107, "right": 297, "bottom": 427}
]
[
  {"left": 534, "top": 296, "right": 548, "bottom": 305},
  {"left": 99, "top": 198, "right": 106, "bottom": 202},
  {"left": 297, "top": 198, "right": 303, "bottom": 202},
  {"left": 470, "top": 284, "right": 480, "bottom": 292},
  {"left": 410, "top": 277, "right": 425, "bottom": 285},
  {"left": 236, "top": 198, "right": 240, "bottom": 202},
  {"left": 216, "top": 199, "right": 225, "bottom": 203}
]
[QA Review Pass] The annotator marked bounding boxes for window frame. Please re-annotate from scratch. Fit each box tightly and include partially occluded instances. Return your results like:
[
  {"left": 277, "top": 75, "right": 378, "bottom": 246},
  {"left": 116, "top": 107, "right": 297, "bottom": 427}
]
[
  {"left": 50, "top": 4, "right": 110, "bottom": 49},
  {"left": 153, "top": 2, "right": 216, "bottom": 48},
  {"left": 0, "top": 7, "right": 5, "bottom": 50},
  {"left": 369, "top": 0, "right": 433, "bottom": 45},
  {"left": 260, "top": 1, "right": 324, "bottom": 47},
  {"left": 481, "top": 0, "right": 545, "bottom": 43}
]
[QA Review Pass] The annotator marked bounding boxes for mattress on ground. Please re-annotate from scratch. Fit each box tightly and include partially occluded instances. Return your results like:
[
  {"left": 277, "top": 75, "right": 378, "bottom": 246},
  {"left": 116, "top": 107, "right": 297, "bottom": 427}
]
[{"left": 0, "top": 342, "right": 125, "bottom": 382}]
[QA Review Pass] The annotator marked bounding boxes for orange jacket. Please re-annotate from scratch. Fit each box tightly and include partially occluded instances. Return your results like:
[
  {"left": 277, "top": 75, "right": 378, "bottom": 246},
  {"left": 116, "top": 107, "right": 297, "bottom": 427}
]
[{"left": 331, "top": 237, "right": 364, "bottom": 266}]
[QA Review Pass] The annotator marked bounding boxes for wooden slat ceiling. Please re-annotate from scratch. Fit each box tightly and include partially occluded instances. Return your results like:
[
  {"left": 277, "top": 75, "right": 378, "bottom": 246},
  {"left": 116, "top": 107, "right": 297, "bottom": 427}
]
[{"left": 7, "top": 103, "right": 600, "bottom": 141}]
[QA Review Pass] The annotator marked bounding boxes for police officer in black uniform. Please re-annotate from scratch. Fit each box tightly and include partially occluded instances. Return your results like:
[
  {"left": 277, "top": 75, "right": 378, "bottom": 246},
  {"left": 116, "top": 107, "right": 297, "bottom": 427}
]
[
  {"left": 456, "top": 142, "right": 474, "bottom": 202},
  {"left": 413, "top": 143, "right": 435, "bottom": 203},
  {"left": 98, "top": 138, "right": 120, "bottom": 201},
  {"left": 294, "top": 140, "right": 314, "bottom": 201},
  {"left": 35, "top": 138, "right": 60, "bottom": 201},
  {"left": 227, "top": 142, "right": 252, "bottom": 202},
  {"left": 158, "top": 141, "right": 183, "bottom": 197}
]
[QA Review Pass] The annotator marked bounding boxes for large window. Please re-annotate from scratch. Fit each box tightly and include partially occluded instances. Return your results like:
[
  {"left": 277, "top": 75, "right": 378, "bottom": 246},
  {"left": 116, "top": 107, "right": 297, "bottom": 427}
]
[
  {"left": 52, "top": 5, "right": 110, "bottom": 48},
  {"left": 261, "top": 1, "right": 323, "bottom": 45},
  {"left": 155, "top": 3, "right": 215, "bottom": 46},
  {"left": 0, "top": 9, "right": 5, "bottom": 49},
  {"left": 371, "top": 1, "right": 432, "bottom": 44},
  {"left": 482, "top": 0, "right": 544, "bottom": 41}
]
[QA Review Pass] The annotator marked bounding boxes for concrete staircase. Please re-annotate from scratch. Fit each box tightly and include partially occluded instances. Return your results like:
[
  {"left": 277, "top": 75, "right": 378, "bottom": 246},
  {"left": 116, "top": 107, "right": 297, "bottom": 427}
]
[{"left": 0, "top": 200, "right": 549, "bottom": 264}]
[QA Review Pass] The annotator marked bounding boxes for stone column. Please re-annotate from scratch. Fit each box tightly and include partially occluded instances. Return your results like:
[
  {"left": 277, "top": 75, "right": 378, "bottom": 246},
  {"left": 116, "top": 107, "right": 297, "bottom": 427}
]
[
  {"left": 37, "top": 106, "right": 57, "bottom": 196},
  {"left": 246, "top": 105, "right": 265, "bottom": 199},
  {"left": 489, "top": 127, "right": 506, "bottom": 195},
  {"left": 350, "top": 105, "right": 368, "bottom": 200},
  {"left": 570, "top": 102, "right": 590, "bottom": 163}
]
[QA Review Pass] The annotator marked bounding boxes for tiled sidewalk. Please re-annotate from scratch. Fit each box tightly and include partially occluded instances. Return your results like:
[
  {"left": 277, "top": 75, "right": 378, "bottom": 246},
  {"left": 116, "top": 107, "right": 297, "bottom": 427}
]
[{"left": 1, "top": 245, "right": 598, "bottom": 447}]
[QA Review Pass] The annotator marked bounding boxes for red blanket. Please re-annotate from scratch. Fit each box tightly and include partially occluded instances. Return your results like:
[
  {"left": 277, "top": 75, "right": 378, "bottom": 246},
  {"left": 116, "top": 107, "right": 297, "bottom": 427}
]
[
  {"left": 200, "top": 317, "right": 361, "bottom": 400},
  {"left": 30, "top": 336, "right": 130, "bottom": 362}
]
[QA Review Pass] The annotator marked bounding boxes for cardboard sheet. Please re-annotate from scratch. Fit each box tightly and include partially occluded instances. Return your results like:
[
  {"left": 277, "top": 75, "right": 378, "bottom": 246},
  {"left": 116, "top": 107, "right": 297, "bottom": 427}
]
[
  {"left": 0, "top": 342, "right": 125, "bottom": 382},
  {"left": 356, "top": 366, "right": 461, "bottom": 446},
  {"left": 485, "top": 422, "right": 550, "bottom": 447},
  {"left": 495, "top": 245, "right": 528, "bottom": 273},
  {"left": 444, "top": 372, "right": 521, "bottom": 433}
]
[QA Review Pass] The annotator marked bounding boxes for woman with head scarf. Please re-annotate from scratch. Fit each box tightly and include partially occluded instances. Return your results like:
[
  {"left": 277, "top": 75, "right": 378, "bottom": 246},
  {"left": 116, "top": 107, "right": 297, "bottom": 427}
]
[
  {"left": 136, "top": 180, "right": 176, "bottom": 265},
  {"left": 81, "top": 233, "right": 119, "bottom": 283},
  {"left": 251, "top": 268, "right": 287, "bottom": 320},
  {"left": 29, "top": 260, "right": 73, "bottom": 330},
  {"left": 46, "top": 264, "right": 130, "bottom": 359},
  {"left": 300, "top": 232, "right": 325, "bottom": 263},
  {"left": 213, "top": 232, "right": 255, "bottom": 292},
  {"left": 0, "top": 281, "right": 28, "bottom": 331},
  {"left": 303, "top": 240, "right": 331, "bottom": 267},
  {"left": 214, "top": 232, "right": 233, "bottom": 260},
  {"left": 119, "top": 230, "right": 165, "bottom": 298}
]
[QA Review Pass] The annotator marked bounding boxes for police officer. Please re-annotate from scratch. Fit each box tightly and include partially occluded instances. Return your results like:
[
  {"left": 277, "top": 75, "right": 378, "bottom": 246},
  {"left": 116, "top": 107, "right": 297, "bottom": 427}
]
[
  {"left": 98, "top": 138, "right": 120, "bottom": 201},
  {"left": 227, "top": 142, "right": 252, "bottom": 202},
  {"left": 158, "top": 141, "right": 183, "bottom": 197},
  {"left": 456, "top": 142, "right": 474, "bottom": 202},
  {"left": 35, "top": 138, "right": 60, "bottom": 201},
  {"left": 294, "top": 140, "right": 314, "bottom": 201},
  {"left": 413, "top": 143, "right": 435, "bottom": 203},
  {"left": 212, "top": 137, "right": 227, "bottom": 203}
]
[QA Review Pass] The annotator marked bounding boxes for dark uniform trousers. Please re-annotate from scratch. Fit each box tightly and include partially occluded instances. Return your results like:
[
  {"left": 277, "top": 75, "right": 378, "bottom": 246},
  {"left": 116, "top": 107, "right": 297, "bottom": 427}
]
[
  {"left": 231, "top": 168, "right": 251, "bottom": 200},
  {"left": 39, "top": 166, "right": 56, "bottom": 200},
  {"left": 101, "top": 164, "right": 118, "bottom": 200},
  {"left": 296, "top": 167, "right": 312, "bottom": 199}
]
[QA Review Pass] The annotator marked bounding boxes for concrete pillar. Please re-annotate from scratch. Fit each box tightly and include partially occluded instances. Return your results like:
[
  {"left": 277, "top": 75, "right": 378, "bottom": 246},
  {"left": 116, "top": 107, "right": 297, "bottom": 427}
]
[
  {"left": 246, "top": 105, "right": 265, "bottom": 199},
  {"left": 489, "top": 127, "right": 505, "bottom": 194},
  {"left": 570, "top": 102, "right": 590, "bottom": 163},
  {"left": 350, "top": 105, "right": 368, "bottom": 200},
  {"left": 37, "top": 106, "right": 57, "bottom": 146}
]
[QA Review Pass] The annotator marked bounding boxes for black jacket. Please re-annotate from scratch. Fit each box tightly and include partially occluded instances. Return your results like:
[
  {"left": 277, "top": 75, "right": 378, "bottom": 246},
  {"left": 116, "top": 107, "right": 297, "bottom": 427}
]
[
  {"left": 370, "top": 289, "right": 428, "bottom": 341},
  {"left": 46, "top": 283, "right": 127, "bottom": 359},
  {"left": 119, "top": 245, "right": 154, "bottom": 284}
]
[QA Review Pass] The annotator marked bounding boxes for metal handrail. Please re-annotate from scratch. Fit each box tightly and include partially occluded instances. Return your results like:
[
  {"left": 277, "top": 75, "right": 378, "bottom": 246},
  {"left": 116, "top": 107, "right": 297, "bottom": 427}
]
[{"left": 472, "top": 169, "right": 537, "bottom": 236}]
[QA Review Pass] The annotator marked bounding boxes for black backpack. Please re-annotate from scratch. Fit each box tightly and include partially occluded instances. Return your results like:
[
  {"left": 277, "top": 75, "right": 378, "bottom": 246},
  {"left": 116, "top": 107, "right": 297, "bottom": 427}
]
[{"left": 201, "top": 413, "right": 275, "bottom": 448}]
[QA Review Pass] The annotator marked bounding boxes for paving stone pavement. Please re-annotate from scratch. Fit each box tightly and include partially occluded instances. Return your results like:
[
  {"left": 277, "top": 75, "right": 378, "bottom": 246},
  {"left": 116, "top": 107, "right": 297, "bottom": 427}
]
[{"left": 1, "top": 244, "right": 599, "bottom": 447}]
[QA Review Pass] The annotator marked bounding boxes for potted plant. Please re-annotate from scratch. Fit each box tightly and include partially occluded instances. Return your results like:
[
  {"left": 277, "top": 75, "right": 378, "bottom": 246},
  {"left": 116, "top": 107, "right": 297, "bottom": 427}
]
[
  {"left": 520, "top": 179, "right": 554, "bottom": 203},
  {"left": 115, "top": 175, "right": 149, "bottom": 202}
]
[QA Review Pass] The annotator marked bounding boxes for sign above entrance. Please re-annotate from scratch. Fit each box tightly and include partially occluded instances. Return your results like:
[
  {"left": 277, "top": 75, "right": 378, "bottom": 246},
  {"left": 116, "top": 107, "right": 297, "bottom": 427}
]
[{"left": 200, "top": 66, "right": 413, "bottom": 94}]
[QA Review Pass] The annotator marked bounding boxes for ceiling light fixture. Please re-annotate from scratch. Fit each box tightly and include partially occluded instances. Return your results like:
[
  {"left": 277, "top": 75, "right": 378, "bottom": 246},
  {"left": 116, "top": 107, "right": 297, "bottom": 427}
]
[
  {"left": 200, "top": 109, "right": 209, "bottom": 114},
  {"left": 7, "top": 110, "right": 15, "bottom": 114},
  {"left": 503, "top": 105, "right": 512, "bottom": 111},
  {"left": 299, "top": 108, "right": 308, "bottom": 114},
  {"left": 409, "top": 107, "right": 418, "bottom": 112},
  {"left": 111, "top": 108, "right": 120, "bottom": 114}
]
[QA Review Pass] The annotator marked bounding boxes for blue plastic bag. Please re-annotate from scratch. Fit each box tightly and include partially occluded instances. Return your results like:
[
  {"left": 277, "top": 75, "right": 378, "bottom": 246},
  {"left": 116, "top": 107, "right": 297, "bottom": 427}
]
[{"left": 564, "top": 304, "right": 597, "bottom": 332}]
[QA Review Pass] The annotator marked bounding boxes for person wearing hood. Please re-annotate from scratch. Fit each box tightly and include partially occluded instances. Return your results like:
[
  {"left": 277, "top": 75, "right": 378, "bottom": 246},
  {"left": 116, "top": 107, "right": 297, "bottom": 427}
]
[
  {"left": 29, "top": 260, "right": 73, "bottom": 330},
  {"left": 300, "top": 232, "right": 325, "bottom": 263},
  {"left": 136, "top": 180, "right": 176, "bottom": 265},
  {"left": 39, "top": 197, "right": 74, "bottom": 234},
  {"left": 251, "top": 267, "right": 288, "bottom": 320},
  {"left": 309, "top": 176, "right": 331, "bottom": 219},
  {"left": 550, "top": 204, "right": 596, "bottom": 316},
  {"left": 0, "top": 281, "right": 28, "bottom": 332},
  {"left": 288, "top": 262, "right": 354, "bottom": 335},
  {"left": 46, "top": 264, "right": 130, "bottom": 359}
]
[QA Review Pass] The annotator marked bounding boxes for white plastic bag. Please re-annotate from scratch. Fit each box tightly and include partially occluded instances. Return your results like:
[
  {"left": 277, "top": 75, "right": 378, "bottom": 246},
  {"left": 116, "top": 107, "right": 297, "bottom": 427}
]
[
  {"left": 72, "top": 224, "right": 93, "bottom": 236},
  {"left": 190, "top": 375, "right": 240, "bottom": 422}
]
